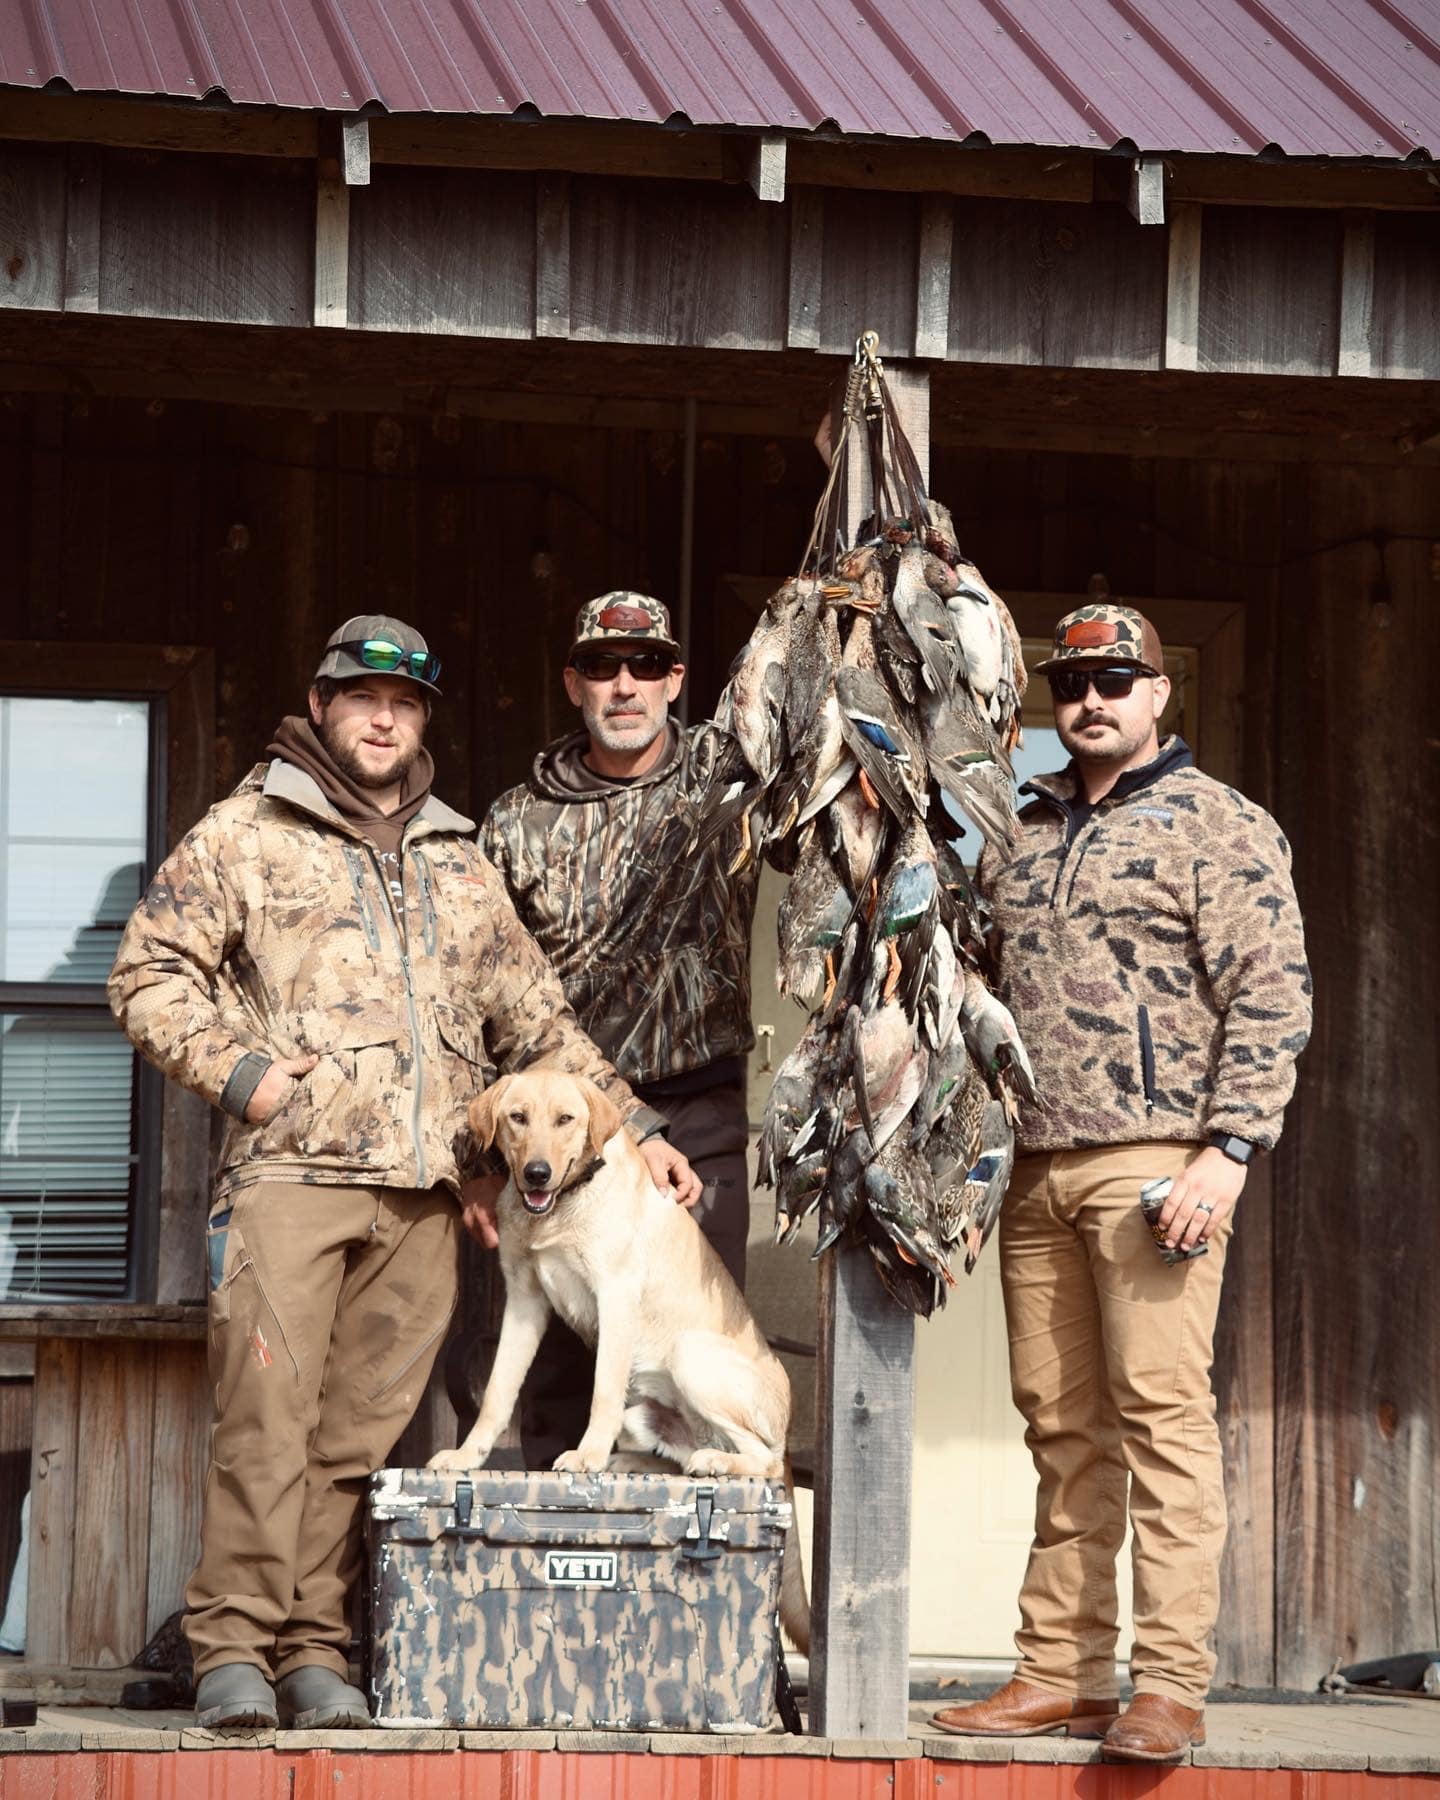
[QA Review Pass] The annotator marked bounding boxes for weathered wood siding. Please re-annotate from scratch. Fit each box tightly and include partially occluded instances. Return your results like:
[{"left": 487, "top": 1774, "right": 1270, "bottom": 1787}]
[
  {"left": 25, "top": 1338, "right": 208, "bottom": 1665},
  {"left": 2, "top": 140, "right": 1439, "bottom": 379},
  {"left": 0, "top": 386, "right": 1435, "bottom": 1687}
]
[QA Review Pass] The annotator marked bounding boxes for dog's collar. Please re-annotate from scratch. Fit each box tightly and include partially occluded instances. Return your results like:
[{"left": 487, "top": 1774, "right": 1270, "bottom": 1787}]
[
  {"left": 561, "top": 1154, "right": 607, "bottom": 1195},
  {"left": 525, "top": 1152, "right": 606, "bottom": 1209}
]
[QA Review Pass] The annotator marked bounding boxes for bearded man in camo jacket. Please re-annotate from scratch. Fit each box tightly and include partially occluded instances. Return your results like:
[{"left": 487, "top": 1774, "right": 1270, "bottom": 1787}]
[
  {"left": 109, "top": 615, "right": 697, "bottom": 1733},
  {"left": 933, "top": 603, "right": 1311, "bottom": 1765},
  {"left": 478, "top": 593, "right": 763, "bottom": 1466}
]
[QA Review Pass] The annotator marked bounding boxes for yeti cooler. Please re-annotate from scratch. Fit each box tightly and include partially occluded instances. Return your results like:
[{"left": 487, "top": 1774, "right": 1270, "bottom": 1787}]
[{"left": 365, "top": 1467, "right": 793, "bottom": 1731}]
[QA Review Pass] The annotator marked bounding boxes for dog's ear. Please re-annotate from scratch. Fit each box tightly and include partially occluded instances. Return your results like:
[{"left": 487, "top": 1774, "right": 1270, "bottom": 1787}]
[
  {"left": 583, "top": 1081, "right": 622, "bottom": 1161},
  {"left": 469, "top": 1075, "right": 512, "bottom": 1151}
]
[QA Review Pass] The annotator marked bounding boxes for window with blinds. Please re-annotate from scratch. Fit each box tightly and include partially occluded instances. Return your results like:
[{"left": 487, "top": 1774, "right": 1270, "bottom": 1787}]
[{"left": 0, "top": 696, "right": 155, "bottom": 1299}]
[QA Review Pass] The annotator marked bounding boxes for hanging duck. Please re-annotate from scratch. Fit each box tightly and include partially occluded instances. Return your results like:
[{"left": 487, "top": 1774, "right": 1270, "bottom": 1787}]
[{"left": 716, "top": 332, "right": 1036, "bottom": 1314}]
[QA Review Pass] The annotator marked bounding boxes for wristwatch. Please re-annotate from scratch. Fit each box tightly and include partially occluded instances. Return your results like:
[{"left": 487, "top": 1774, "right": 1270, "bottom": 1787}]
[{"left": 1208, "top": 1132, "right": 1256, "bottom": 1165}]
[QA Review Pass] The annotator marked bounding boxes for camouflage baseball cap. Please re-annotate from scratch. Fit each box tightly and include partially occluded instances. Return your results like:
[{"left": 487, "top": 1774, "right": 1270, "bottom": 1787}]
[
  {"left": 1033, "top": 603, "right": 1164, "bottom": 676},
  {"left": 314, "top": 614, "right": 442, "bottom": 695},
  {"left": 570, "top": 591, "right": 681, "bottom": 659}
]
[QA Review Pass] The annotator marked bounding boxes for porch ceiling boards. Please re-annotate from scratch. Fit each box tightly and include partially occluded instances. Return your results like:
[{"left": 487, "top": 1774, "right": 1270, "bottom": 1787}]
[{"left": 0, "top": 139, "right": 1437, "bottom": 382}]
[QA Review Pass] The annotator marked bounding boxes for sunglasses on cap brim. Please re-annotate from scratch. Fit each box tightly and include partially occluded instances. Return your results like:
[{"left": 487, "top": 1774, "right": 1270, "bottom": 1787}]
[
  {"left": 336, "top": 639, "right": 442, "bottom": 684},
  {"left": 1047, "top": 665, "right": 1151, "bottom": 703},
  {"left": 569, "top": 650, "right": 677, "bottom": 681}
]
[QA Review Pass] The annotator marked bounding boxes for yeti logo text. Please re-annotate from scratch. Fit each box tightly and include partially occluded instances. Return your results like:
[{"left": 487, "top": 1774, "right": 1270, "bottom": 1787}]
[{"left": 544, "top": 1551, "right": 618, "bottom": 1587}]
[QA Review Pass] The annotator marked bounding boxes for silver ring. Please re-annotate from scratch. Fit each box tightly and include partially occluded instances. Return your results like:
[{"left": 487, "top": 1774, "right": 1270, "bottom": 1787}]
[{"left": 1194, "top": 1202, "right": 1214, "bottom": 1215}]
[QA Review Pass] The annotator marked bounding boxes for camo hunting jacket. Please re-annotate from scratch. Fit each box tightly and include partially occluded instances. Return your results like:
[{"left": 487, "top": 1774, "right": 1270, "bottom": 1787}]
[
  {"left": 481, "top": 723, "right": 760, "bottom": 1087},
  {"left": 984, "top": 738, "right": 1311, "bottom": 1154},
  {"left": 108, "top": 760, "right": 659, "bottom": 1203}
]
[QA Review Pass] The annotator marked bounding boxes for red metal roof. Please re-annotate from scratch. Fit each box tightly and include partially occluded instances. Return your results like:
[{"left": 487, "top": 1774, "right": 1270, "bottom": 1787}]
[{"left": 1, "top": 0, "right": 1437, "bottom": 159}]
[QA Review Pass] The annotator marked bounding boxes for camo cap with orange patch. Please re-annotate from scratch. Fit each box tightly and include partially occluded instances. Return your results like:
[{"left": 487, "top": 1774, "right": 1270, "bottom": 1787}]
[
  {"left": 570, "top": 591, "right": 681, "bottom": 659},
  {"left": 1032, "top": 603, "right": 1164, "bottom": 676}
]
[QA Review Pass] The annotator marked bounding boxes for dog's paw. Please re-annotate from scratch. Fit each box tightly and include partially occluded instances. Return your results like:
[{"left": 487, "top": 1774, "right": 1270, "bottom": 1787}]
[
  {"left": 427, "top": 1444, "right": 487, "bottom": 1472},
  {"left": 553, "top": 1444, "right": 613, "bottom": 1474},
  {"left": 682, "top": 1450, "right": 732, "bottom": 1477}
]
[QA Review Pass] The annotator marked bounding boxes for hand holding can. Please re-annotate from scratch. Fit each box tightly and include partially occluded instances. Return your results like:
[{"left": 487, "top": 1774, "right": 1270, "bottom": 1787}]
[{"left": 1139, "top": 1177, "right": 1209, "bottom": 1265}]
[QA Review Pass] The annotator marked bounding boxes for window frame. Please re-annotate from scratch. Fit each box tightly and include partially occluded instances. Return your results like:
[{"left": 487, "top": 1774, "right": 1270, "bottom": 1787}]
[{"left": 0, "top": 644, "right": 214, "bottom": 1307}]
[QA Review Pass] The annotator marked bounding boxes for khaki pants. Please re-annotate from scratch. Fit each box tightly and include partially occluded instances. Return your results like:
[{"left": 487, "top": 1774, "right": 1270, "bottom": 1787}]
[
  {"left": 1000, "top": 1143, "right": 1231, "bottom": 1707},
  {"left": 186, "top": 1181, "right": 460, "bottom": 1680}
]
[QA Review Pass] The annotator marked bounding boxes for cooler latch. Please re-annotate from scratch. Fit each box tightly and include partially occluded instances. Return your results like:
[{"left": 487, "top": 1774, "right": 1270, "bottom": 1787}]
[
  {"left": 682, "top": 1484, "right": 723, "bottom": 1563},
  {"left": 450, "top": 1478, "right": 484, "bottom": 1539}
]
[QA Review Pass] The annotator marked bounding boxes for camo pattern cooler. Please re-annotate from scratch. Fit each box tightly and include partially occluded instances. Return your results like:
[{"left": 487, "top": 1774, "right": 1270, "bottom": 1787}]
[{"left": 365, "top": 1468, "right": 793, "bottom": 1731}]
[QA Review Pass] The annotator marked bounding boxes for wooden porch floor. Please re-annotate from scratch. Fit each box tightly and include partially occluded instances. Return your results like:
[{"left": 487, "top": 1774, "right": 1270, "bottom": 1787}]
[{"left": 0, "top": 1694, "right": 1432, "bottom": 1782}]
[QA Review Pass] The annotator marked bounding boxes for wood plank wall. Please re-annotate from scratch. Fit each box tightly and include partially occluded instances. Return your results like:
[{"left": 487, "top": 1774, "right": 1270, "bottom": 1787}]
[
  {"left": 2, "top": 142, "right": 1439, "bottom": 380},
  {"left": 1, "top": 391, "right": 1435, "bottom": 1687},
  {"left": 26, "top": 1339, "right": 208, "bottom": 1664}
]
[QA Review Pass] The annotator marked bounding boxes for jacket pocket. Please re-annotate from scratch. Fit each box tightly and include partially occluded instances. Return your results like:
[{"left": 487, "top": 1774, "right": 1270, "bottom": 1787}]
[
  {"left": 433, "top": 1000, "right": 494, "bottom": 1169},
  {"left": 251, "top": 1017, "right": 403, "bottom": 1162},
  {"left": 1137, "top": 1005, "right": 1157, "bottom": 1116}
]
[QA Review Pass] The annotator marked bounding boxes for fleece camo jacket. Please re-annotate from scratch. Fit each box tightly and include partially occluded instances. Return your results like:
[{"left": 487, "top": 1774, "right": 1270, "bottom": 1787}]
[
  {"left": 481, "top": 721, "right": 760, "bottom": 1088},
  {"left": 108, "top": 759, "right": 661, "bottom": 1204},
  {"left": 984, "top": 737, "right": 1311, "bottom": 1155}
]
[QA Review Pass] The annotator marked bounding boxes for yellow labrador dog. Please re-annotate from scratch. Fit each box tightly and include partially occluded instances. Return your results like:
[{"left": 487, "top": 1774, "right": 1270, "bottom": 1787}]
[{"left": 431, "top": 1069, "right": 793, "bottom": 1485}]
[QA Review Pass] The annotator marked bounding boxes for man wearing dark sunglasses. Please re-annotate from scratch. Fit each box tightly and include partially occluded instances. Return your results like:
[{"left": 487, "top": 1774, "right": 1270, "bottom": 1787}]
[
  {"left": 933, "top": 602, "right": 1310, "bottom": 1763},
  {"left": 478, "top": 591, "right": 765, "bottom": 1466},
  {"left": 109, "top": 612, "right": 693, "bottom": 1732}
]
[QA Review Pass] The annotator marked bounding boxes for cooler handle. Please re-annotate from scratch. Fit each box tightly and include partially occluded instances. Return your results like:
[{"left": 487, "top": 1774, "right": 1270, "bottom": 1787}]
[{"left": 446, "top": 1485, "right": 682, "bottom": 1546}]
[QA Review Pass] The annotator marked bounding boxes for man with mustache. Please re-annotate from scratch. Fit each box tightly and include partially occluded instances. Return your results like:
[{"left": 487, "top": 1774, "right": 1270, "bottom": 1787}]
[
  {"left": 109, "top": 614, "right": 695, "bottom": 1730},
  {"left": 931, "top": 603, "right": 1311, "bottom": 1762},
  {"left": 478, "top": 594, "right": 762, "bottom": 1466}
]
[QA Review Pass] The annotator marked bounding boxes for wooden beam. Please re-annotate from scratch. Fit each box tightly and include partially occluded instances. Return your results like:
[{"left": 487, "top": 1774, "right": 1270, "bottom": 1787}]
[
  {"left": 812, "top": 1240, "right": 917, "bottom": 1738},
  {"left": 62, "top": 146, "right": 101, "bottom": 314},
  {"left": 786, "top": 187, "right": 823, "bottom": 350},
  {"left": 0, "top": 90, "right": 317, "bottom": 159},
  {"left": 341, "top": 116, "right": 371, "bottom": 186},
  {"left": 914, "top": 195, "right": 953, "bottom": 359},
  {"left": 1129, "top": 154, "right": 1165, "bottom": 225},
  {"left": 1337, "top": 210, "right": 1375, "bottom": 379},
  {"left": 1167, "top": 155, "right": 1440, "bottom": 212},
  {"left": 743, "top": 131, "right": 786, "bottom": 202},
  {"left": 535, "top": 174, "right": 571, "bottom": 339},
  {"left": 789, "top": 139, "right": 1093, "bottom": 202},
  {"left": 313, "top": 165, "right": 349, "bottom": 329},
  {"left": 810, "top": 354, "right": 926, "bottom": 1742},
  {"left": 1164, "top": 202, "right": 1202, "bottom": 372},
  {"left": 369, "top": 115, "right": 725, "bottom": 182},
  {"left": 2, "top": 91, "right": 1438, "bottom": 217}
]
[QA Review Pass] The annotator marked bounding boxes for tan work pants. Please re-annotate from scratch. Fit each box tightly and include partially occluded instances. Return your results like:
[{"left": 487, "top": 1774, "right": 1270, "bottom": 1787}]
[
  {"left": 1000, "top": 1143, "right": 1231, "bottom": 1707},
  {"left": 185, "top": 1181, "right": 460, "bottom": 1680}
]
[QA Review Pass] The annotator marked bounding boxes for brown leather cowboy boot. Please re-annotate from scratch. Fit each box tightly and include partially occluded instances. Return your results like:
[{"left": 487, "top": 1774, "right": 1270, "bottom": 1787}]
[
  {"left": 1101, "top": 1694, "right": 1206, "bottom": 1762},
  {"left": 931, "top": 1676, "right": 1121, "bottom": 1739}
]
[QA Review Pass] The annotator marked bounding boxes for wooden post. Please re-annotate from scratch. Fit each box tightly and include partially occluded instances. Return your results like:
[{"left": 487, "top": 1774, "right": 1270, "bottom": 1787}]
[{"left": 809, "top": 357, "right": 928, "bottom": 1741}]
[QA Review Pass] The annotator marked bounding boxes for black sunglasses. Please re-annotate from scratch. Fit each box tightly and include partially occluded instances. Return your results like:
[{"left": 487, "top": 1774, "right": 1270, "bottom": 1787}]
[
  {"left": 1048, "top": 665, "right": 1150, "bottom": 703},
  {"left": 336, "top": 639, "right": 442, "bottom": 685},
  {"left": 570, "top": 650, "right": 676, "bottom": 682}
]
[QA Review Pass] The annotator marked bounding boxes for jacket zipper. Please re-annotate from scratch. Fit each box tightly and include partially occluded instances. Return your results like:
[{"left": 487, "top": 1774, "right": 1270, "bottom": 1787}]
[
  {"left": 366, "top": 847, "right": 428, "bottom": 1191},
  {"left": 1137, "top": 1004, "right": 1156, "bottom": 1115},
  {"left": 1045, "top": 798, "right": 1084, "bottom": 908},
  {"left": 411, "top": 849, "right": 439, "bottom": 958},
  {"left": 342, "top": 846, "right": 383, "bottom": 952}
]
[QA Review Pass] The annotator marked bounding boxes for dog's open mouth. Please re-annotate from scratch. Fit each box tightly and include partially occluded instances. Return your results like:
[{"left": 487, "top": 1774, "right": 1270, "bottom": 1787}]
[{"left": 521, "top": 1189, "right": 556, "bottom": 1217}]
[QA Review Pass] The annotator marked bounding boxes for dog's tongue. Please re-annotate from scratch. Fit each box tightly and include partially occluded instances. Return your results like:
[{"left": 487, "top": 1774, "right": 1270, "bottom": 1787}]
[{"left": 524, "top": 1190, "right": 550, "bottom": 1210}]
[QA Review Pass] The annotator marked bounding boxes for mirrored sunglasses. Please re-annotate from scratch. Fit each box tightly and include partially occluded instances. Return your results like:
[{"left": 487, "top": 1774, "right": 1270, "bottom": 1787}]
[
  {"left": 338, "top": 639, "right": 442, "bottom": 684},
  {"left": 1048, "top": 665, "right": 1149, "bottom": 703},
  {"left": 570, "top": 650, "right": 676, "bottom": 682}
]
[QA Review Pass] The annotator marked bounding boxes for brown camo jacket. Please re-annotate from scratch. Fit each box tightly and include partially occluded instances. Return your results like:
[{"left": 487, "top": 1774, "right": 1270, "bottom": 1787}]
[
  {"left": 983, "top": 738, "right": 1312, "bottom": 1154},
  {"left": 481, "top": 723, "right": 759, "bottom": 1086},
  {"left": 108, "top": 759, "right": 655, "bottom": 1203}
]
